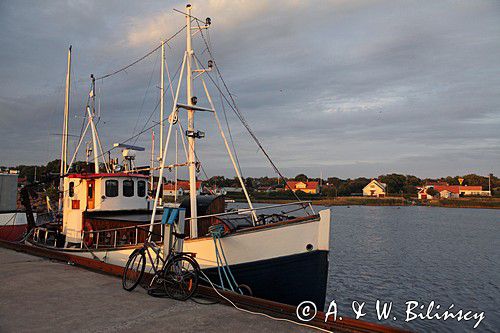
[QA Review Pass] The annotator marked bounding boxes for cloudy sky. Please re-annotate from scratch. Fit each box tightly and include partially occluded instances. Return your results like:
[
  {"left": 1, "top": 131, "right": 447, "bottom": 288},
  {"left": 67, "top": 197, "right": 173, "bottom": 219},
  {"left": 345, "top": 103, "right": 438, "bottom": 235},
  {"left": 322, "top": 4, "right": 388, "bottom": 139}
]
[{"left": 1, "top": 0, "right": 499, "bottom": 179}]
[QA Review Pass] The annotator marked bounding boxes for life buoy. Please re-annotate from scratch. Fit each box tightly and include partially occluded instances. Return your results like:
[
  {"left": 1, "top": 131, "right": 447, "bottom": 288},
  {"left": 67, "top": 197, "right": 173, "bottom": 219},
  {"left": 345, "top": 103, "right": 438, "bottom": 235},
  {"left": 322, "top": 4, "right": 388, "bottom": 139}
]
[{"left": 83, "top": 221, "right": 94, "bottom": 247}]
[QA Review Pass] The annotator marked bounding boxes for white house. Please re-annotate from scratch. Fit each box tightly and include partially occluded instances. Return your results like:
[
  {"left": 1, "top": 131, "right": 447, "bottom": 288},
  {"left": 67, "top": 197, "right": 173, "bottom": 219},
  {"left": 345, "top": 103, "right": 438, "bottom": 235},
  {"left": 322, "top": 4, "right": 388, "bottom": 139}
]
[
  {"left": 362, "top": 179, "right": 387, "bottom": 197},
  {"left": 163, "top": 180, "right": 202, "bottom": 197}
]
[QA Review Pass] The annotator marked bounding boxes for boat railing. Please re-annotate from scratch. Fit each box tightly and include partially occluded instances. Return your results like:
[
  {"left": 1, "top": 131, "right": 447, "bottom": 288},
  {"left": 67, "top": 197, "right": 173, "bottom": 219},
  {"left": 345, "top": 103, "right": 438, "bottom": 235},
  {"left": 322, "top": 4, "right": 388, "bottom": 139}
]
[
  {"left": 80, "top": 221, "right": 165, "bottom": 249},
  {"left": 185, "top": 200, "right": 315, "bottom": 221},
  {"left": 79, "top": 201, "right": 314, "bottom": 250}
]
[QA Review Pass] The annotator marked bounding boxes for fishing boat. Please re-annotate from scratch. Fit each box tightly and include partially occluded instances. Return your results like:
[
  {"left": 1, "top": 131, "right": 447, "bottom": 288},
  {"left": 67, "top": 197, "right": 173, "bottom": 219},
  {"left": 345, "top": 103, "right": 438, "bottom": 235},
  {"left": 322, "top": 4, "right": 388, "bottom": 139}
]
[{"left": 15, "top": 4, "right": 331, "bottom": 309}]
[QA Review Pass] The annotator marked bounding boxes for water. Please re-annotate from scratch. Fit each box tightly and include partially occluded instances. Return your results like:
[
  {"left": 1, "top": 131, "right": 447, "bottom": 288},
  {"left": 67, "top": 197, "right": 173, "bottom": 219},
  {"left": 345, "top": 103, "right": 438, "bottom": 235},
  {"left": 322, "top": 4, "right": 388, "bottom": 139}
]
[{"left": 325, "top": 205, "right": 499, "bottom": 332}]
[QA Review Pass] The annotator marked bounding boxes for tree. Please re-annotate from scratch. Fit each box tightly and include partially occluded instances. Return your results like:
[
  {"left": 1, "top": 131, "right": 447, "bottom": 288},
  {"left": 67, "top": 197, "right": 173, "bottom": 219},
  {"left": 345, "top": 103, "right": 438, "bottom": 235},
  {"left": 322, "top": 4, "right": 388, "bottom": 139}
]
[
  {"left": 294, "top": 174, "right": 308, "bottom": 182},
  {"left": 426, "top": 188, "right": 439, "bottom": 197},
  {"left": 379, "top": 174, "right": 407, "bottom": 195}
]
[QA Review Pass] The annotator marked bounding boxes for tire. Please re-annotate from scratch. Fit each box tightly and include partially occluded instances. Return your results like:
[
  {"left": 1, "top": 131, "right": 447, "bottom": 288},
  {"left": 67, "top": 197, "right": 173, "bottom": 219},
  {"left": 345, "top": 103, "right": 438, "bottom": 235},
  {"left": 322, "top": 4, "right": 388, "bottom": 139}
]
[
  {"left": 162, "top": 255, "right": 199, "bottom": 301},
  {"left": 122, "top": 249, "right": 146, "bottom": 291}
]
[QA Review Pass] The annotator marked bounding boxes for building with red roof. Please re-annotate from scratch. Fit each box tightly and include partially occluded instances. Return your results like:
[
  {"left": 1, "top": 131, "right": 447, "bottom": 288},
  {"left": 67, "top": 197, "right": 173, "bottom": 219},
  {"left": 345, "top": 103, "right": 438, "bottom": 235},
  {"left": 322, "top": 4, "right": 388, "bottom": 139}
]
[
  {"left": 285, "top": 181, "right": 320, "bottom": 194},
  {"left": 418, "top": 184, "right": 490, "bottom": 199},
  {"left": 164, "top": 180, "right": 203, "bottom": 197}
]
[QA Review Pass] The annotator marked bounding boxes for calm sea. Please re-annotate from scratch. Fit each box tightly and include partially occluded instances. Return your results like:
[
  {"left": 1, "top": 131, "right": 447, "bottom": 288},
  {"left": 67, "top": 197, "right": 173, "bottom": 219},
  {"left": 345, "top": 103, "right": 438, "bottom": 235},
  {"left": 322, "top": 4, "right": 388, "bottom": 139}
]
[{"left": 325, "top": 205, "right": 499, "bottom": 332}]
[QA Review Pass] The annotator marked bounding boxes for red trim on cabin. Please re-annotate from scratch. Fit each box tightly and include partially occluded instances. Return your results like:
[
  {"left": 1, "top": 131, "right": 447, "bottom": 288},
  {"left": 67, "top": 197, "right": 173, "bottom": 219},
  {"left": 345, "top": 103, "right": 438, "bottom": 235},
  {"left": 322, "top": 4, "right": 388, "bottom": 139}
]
[{"left": 67, "top": 173, "right": 148, "bottom": 179}]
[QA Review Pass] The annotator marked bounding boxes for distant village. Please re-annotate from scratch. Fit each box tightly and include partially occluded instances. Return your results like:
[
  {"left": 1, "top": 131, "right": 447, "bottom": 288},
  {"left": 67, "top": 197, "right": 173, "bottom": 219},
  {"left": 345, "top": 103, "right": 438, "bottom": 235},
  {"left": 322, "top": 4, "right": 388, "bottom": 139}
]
[
  {"left": 3, "top": 160, "right": 498, "bottom": 213},
  {"left": 159, "top": 174, "right": 496, "bottom": 201}
]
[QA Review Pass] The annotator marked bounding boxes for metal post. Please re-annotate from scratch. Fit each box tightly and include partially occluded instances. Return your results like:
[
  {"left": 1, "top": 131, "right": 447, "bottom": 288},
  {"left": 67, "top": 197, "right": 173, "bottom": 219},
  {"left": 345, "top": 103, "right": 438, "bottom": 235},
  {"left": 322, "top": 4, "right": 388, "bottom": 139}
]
[
  {"left": 150, "top": 130, "right": 155, "bottom": 193},
  {"left": 186, "top": 4, "right": 198, "bottom": 237},
  {"left": 114, "top": 230, "right": 117, "bottom": 248},
  {"left": 89, "top": 74, "right": 99, "bottom": 174},
  {"left": 175, "top": 129, "right": 178, "bottom": 203},
  {"left": 160, "top": 40, "right": 165, "bottom": 161}
]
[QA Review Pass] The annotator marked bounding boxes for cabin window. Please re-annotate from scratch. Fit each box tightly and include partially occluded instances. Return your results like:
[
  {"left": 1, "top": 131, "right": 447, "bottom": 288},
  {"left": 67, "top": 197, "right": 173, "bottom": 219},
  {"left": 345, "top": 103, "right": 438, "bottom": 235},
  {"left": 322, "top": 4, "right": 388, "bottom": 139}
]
[
  {"left": 69, "top": 182, "right": 74, "bottom": 197},
  {"left": 123, "top": 180, "right": 134, "bottom": 197},
  {"left": 88, "top": 183, "right": 93, "bottom": 198},
  {"left": 137, "top": 180, "right": 146, "bottom": 197},
  {"left": 105, "top": 180, "right": 118, "bottom": 197}
]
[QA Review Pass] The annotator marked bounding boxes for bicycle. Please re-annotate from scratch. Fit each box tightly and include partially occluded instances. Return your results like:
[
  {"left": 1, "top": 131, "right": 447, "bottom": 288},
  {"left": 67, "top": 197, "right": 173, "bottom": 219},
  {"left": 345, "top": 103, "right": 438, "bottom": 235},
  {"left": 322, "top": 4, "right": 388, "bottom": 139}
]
[{"left": 122, "top": 228, "right": 199, "bottom": 301}]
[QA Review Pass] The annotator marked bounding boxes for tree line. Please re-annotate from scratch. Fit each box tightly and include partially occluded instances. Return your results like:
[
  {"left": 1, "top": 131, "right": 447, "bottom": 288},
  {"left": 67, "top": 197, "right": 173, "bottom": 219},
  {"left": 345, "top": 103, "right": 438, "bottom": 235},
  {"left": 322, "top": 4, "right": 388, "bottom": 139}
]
[{"left": 3, "top": 160, "right": 498, "bottom": 197}]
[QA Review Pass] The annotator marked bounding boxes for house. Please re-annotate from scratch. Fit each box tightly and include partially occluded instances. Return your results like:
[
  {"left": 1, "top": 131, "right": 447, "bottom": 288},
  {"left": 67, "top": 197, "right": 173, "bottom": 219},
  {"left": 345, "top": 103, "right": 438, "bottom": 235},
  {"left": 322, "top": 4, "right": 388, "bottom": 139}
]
[
  {"left": 285, "top": 181, "right": 320, "bottom": 194},
  {"left": 163, "top": 180, "right": 202, "bottom": 197},
  {"left": 418, "top": 185, "right": 491, "bottom": 199},
  {"left": 362, "top": 179, "right": 387, "bottom": 197}
]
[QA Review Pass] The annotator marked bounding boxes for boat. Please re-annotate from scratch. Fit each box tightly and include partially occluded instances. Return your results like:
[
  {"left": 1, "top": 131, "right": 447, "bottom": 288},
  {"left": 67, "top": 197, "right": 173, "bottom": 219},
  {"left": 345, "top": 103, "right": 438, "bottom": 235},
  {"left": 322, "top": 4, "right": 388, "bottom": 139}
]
[
  {"left": 11, "top": 4, "right": 331, "bottom": 310},
  {"left": 0, "top": 171, "right": 37, "bottom": 242}
]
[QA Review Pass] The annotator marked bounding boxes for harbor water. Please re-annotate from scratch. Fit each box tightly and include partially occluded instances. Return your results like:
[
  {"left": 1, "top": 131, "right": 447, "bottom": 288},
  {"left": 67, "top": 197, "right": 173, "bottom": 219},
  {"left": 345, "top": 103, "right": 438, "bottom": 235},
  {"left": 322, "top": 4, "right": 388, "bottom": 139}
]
[{"left": 326, "top": 205, "right": 499, "bottom": 332}]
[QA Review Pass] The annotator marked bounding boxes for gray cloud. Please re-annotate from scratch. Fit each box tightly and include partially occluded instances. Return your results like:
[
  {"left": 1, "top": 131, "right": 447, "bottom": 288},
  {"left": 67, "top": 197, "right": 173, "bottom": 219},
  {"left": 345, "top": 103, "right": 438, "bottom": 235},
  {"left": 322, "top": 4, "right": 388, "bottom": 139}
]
[{"left": 1, "top": 0, "right": 499, "bottom": 179}]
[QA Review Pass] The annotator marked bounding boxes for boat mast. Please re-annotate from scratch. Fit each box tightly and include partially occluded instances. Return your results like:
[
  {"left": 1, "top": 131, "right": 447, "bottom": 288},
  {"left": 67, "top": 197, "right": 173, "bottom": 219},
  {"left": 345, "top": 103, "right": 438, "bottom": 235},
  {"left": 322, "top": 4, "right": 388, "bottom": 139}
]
[
  {"left": 88, "top": 74, "right": 99, "bottom": 174},
  {"left": 186, "top": 4, "right": 198, "bottom": 230},
  {"left": 159, "top": 40, "right": 165, "bottom": 161},
  {"left": 58, "top": 45, "right": 71, "bottom": 212}
]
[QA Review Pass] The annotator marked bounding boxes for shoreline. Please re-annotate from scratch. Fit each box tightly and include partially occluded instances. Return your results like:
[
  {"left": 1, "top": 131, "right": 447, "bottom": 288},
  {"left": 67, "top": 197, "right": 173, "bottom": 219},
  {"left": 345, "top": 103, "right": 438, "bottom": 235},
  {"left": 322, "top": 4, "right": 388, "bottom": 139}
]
[{"left": 236, "top": 197, "right": 500, "bottom": 210}]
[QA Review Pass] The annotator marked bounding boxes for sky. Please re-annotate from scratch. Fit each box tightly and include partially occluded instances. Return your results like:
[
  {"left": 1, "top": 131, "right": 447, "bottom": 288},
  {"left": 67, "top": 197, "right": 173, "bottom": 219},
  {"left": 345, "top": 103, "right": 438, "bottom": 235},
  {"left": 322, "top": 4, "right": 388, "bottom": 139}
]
[{"left": 0, "top": 0, "right": 499, "bottom": 179}]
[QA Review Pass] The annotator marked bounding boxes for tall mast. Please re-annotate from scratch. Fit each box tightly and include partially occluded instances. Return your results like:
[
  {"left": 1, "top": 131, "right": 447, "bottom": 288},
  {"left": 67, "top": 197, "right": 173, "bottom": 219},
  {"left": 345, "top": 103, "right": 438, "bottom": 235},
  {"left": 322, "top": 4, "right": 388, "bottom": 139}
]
[
  {"left": 186, "top": 4, "right": 198, "bottom": 231},
  {"left": 159, "top": 40, "right": 165, "bottom": 161},
  {"left": 88, "top": 74, "right": 99, "bottom": 174},
  {"left": 58, "top": 45, "right": 71, "bottom": 212}
]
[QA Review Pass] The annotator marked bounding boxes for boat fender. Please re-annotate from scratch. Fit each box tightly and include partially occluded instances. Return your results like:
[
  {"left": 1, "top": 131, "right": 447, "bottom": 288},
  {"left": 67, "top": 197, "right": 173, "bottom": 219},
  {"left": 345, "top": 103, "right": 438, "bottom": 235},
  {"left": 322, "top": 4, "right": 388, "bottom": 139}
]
[{"left": 83, "top": 221, "right": 94, "bottom": 247}]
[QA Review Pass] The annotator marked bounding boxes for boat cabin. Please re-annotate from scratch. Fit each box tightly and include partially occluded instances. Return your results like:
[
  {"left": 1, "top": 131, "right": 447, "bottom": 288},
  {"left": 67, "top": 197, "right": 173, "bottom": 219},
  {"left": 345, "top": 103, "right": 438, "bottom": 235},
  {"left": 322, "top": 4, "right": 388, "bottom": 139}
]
[{"left": 62, "top": 173, "right": 149, "bottom": 243}]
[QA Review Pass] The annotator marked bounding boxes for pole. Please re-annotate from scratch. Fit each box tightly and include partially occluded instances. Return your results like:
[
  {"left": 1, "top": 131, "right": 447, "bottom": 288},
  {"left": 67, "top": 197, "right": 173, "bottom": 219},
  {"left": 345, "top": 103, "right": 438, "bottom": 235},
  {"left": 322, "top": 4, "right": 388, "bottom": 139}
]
[
  {"left": 89, "top": 74, "right": 99, "bottom": 174},
  {"left": 489, "top": 173, "right": 492, "bottom": 195},
  {"left": 159, "top": 40, "right": 165, "bottom": 161},
  {"left": 150, "top": 130, "right": 155, "bottom": 193},
  {"left": 58, "top": 45, "right": 71, "bottom": 212},
  {"left": 186, "top": 4, "right": 198, "bottom": 235},
  {"left": 175, "top": 128, "right": 178, "bottom": 203}
]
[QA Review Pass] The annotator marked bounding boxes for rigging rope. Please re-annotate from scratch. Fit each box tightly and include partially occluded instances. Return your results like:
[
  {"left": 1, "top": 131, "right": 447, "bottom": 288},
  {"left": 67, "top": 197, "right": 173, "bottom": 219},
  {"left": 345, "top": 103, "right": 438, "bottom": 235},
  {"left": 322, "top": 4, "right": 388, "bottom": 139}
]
[
  {"left": 193, "top": 25, "right": 306, "bottom": 205},
  {"left": 201, "top": 23, "right": 244, "bottom": 178},
  {"left": 94, "top": 25, "right": 187, "bottom": 81},
  {"left": 193, "top": 52, "right": 306, "bottom": 207},
  {"left": 131, "top": 50, "right": 160, "bottom": 140}
]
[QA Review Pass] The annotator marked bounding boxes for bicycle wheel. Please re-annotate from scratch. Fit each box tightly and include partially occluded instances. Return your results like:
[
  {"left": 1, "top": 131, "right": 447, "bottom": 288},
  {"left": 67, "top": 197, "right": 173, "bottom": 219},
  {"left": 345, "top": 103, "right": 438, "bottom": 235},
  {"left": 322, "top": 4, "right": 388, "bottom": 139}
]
[
  {"left": 162, "top": 255, "right": 199, "bottom": 300},
  {"left": 122, "top": 249, "right": 146, "bottom": 291}
]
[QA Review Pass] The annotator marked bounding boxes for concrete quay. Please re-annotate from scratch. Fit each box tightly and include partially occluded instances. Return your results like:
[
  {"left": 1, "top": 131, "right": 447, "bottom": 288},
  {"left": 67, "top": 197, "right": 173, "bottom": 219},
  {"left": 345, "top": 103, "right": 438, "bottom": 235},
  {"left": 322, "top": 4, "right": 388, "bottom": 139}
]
[{"left": 0, "top": 247, "right": 315, "bottom": 333}]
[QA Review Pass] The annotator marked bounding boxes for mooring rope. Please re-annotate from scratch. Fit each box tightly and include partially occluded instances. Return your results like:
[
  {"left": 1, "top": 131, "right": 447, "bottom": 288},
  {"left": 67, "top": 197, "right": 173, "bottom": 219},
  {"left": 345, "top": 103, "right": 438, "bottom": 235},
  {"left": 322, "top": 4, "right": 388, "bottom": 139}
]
[{"left": 199, "top": 269, "right": 332, "bottom": 333}]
